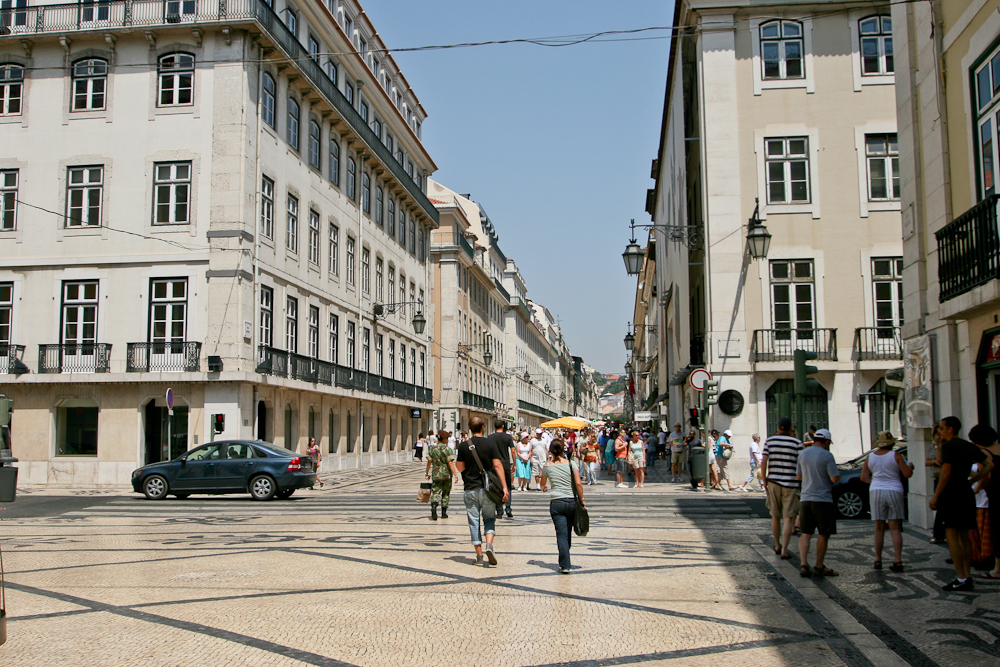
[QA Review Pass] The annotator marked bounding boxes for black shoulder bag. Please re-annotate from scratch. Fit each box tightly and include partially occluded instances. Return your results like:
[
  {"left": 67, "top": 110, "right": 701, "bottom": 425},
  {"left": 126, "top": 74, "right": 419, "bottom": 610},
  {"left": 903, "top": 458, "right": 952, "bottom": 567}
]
[
  {"left": 469, "top": 444, "right": 505, "bottom": 506},
  {"left": 570, "top": 461, "right": 590, "bottom": 537}
]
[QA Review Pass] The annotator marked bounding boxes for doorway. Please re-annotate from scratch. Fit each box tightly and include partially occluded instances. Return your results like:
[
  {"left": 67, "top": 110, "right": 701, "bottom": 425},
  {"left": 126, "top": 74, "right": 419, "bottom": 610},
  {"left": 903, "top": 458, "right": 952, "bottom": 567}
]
[{"left": 144, "top": 399, "right": 188, "bottom": 465}]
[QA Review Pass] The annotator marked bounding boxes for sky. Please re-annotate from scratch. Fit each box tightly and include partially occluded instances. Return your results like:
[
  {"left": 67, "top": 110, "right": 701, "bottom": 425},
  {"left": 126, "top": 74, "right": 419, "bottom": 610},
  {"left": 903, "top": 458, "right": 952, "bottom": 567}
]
[{"left": 362, "top": 0, "right": 674, "bottom": 374}]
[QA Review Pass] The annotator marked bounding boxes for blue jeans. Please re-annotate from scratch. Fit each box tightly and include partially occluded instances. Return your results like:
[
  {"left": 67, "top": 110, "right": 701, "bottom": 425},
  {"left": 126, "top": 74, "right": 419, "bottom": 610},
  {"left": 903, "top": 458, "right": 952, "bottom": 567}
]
[
  {"left": 464, "top": 489, "right": 496, "bottom": 546},
  {"left": 743, "top": 460, "right": 761, "bottom": 487},
  {"left": 550, "top": 498, "right": 576, "bottom": 570}
]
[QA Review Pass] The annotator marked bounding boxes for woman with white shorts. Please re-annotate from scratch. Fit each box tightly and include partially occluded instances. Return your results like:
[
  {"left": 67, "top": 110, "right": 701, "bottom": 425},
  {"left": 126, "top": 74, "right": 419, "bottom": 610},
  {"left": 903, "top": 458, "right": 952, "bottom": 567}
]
[{"left": 861, "top": 431, "right": 914, "bottom": 571}]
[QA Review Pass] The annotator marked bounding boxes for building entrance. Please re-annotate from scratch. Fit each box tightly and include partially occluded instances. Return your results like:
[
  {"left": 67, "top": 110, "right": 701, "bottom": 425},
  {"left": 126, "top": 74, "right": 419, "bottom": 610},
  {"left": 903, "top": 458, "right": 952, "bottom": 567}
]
[{"left": 144, "top": 400, "right": 188, "bottom": 465}]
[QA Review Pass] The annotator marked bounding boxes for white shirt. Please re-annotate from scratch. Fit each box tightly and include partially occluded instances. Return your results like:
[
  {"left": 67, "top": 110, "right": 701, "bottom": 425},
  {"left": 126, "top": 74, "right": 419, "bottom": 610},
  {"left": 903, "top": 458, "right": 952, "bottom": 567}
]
[{"left": 749, "top": 440, "right": 761, "bottom": 463}]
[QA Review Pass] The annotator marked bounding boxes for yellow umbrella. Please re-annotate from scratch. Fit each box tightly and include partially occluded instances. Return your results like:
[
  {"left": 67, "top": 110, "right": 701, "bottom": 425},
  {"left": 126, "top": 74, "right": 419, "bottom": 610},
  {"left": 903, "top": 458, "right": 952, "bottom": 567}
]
[{"left": 540, "top": 416, "right": 590, "bottom": 430}]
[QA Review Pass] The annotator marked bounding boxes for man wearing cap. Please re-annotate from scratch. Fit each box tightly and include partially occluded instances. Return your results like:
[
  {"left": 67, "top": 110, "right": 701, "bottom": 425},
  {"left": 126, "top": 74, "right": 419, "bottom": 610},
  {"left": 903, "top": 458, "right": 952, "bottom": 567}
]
[
  {"left": 716, "top": 429, "right": 735, "bottom": 491},
  {"left": 530, "top": 428, "right": 549, "bottom": 491},
  {"left": 796, "top": 428, "right": 841, "bottom": 577}
]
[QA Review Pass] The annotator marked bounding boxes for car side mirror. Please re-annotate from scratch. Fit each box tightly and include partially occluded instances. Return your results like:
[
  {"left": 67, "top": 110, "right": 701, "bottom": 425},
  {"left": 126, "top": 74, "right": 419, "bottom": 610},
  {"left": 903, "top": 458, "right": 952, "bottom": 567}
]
[{"left": 179, "top": 455, "right": 187, "bottom": 465}]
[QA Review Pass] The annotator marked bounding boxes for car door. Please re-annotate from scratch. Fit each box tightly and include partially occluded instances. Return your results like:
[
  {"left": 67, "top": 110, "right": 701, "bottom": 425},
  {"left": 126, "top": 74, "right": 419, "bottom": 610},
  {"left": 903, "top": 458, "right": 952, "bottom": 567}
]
[
  {"left": 172, "top": 443, "right": 222, "bottom": 490},
  {"left": 216, "top": 442, "right": 255, "bottom": 490}
]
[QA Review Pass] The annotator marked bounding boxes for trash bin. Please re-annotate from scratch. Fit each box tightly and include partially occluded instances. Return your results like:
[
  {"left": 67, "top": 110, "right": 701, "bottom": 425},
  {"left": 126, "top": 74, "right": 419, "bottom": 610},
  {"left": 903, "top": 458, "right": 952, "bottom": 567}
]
[
  {"left": 0, "top": 457, "right": 17, "bottom": 503},
  {"left": 689, "top": 446, "right": 706, "bottom": 481}
]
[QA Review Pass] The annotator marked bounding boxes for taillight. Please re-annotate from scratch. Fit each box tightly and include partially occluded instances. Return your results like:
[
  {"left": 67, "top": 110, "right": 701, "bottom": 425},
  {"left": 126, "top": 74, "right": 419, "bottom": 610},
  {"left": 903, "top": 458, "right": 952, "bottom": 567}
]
[{"left": 287, "top": 457, "right": 302, "bottom": 471}]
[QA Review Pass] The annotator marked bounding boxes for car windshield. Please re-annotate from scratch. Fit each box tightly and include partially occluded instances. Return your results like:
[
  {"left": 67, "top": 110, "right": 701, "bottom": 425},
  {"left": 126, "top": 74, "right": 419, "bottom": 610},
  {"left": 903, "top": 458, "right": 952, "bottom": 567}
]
[{"left": 252, "top": 441, "right": 296, "bottom": 457}]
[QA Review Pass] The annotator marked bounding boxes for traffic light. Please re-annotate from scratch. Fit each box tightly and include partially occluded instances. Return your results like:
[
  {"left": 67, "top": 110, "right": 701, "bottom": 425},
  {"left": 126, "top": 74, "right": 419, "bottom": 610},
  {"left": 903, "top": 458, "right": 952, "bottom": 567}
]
[
  {"left": 704, "top": 380, "right": 720, "bottom": 406},
  {"left": 213, "top": 414, "right": 225, "bottom": 433},
  {"left": 793, "top": 349, "right": 820, "bottom": 395},
  {"left": 689, "top": 408, "right": 699, "bottom": 428}
]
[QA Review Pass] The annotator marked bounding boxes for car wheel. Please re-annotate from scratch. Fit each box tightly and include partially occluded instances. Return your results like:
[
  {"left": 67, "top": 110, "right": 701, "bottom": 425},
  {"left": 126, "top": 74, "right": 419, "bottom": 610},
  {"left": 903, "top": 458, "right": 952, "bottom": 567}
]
[
  {"left": 276, "top": 489, "right": 294, "bottom": 500},
  {"left": 836, "top": 488, "right": 866, "bottom": 519},
  {"left": 173, "top": 494, "right": 190, "bottom": 499},
  {"left": 143, "top": 475, "right": 169, "bottom": 500},
  {"left": 249, "top": 475, "right": 277, "bottom": 501}
]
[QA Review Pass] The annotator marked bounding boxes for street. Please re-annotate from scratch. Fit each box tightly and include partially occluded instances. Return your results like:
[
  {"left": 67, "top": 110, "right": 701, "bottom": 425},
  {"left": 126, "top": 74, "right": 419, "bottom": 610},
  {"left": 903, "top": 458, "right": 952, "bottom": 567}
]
[{"left": 0, "top": 462, "right": 992, "bottom": 666}]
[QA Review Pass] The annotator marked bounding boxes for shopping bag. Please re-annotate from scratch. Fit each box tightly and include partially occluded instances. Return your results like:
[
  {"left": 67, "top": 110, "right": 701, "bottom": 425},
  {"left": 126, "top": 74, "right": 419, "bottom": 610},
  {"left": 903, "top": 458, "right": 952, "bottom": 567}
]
[{"left": 417, "top": 482, "right": 432, "bottom": 503}]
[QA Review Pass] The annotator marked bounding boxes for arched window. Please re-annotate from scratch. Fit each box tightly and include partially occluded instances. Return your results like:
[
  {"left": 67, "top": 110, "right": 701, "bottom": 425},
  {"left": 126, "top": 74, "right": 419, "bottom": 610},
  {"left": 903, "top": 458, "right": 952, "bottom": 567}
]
[
  {"left": 375, "top": 186, "right": 383, "bottom": 226},
  {"left": 760, "top": 20, "right": 803, "bottom": 80},
  {"left": 287, "top": 97, "right": 300, "bottom": 150},
  {"left": 362, "top": 172, "right": 371, "bottom": 213},
  {"left": 859, "top": 16, "right": 893, "bottom": 76},
  {"left": 329, "top": 136, "right": 340, "bottom": 186},
  {"left": 261, "top": 73, "right": 276, "bottom": 128},
  {"left": 308, "top": 119, "right": 321, "bottom": 169},
  {"left": 72, "top": 58, "right": 107, "bottom": 111},
  {"left": 158, "top": 53, "right": 194, "bottom": 107},
  {"left": 328, "top": 409, "right": 339, "bottom": 453},
  {"left": 347, "top": 157, "right": 356, "bottom": 200},
  {"left": 0, "top": 65, "right": 24, "bottom": 116}
]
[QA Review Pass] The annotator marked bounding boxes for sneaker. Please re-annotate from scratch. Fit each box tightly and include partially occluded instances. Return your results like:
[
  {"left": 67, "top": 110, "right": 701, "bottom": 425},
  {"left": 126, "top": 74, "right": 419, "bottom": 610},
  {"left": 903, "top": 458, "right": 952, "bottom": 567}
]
[
  {"left": 942, "top": 578, "right": 974, "bottom": 591},
  {"left": 506, "top": 512, "right": 514, "bottom": 519},
  {"left": 616, "top": 483, "right": 629, "bottom": 488},
  {"left": 475, "top": 555, "right": 485, "bottom": 566},
  {"left": 484, "top": 542, "right": 497, "bottom": 565},
  {"left": 559, "top": 568, "right": 570, "bottom": 574},
  {"left": 738, "top": 487, "right": 749, "bottom": 493}
]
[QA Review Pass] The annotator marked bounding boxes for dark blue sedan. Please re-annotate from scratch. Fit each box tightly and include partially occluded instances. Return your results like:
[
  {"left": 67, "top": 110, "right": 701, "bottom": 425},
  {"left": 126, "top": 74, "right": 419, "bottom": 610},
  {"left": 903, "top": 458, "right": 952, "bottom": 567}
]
[{"left": 131, "top": 440, "right": 317, "bottom": 501}]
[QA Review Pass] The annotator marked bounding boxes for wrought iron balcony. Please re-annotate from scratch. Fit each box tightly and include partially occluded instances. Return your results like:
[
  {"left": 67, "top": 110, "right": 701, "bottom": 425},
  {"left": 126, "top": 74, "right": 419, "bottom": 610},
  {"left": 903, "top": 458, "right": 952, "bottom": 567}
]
[
  {"left": 750, "top": 329, "right": 838, "bottom": 362},
  {"left": 936, "top": 194, "right": 1000, "bottom": 302},
  {"left": 853, "top": 327, "right": 902, "bottom": 361},
  {"left": 0, "top": 344, "right": 25, "bottom": 373},
  {"left": 459, "top": 233, "right": 475, "bottom": 259},
  {"left": 518, "top": 399, "right": 557, "bottom": 419},
  {"left": 38, "top": 343, "right": 112, "bottom": 373},
  {"left": 126, "top": 342, "right": 201, "bottom": 372},
  {"left": 462, "top": 391, "right": 495, "bottom": 412}
]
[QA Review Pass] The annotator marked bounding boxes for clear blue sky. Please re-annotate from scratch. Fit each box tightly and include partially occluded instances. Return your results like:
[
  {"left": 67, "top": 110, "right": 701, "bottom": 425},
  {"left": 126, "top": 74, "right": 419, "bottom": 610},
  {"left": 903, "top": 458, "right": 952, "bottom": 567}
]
[{"left": 364, "top": 0, "right": 674, "bottom": 374}]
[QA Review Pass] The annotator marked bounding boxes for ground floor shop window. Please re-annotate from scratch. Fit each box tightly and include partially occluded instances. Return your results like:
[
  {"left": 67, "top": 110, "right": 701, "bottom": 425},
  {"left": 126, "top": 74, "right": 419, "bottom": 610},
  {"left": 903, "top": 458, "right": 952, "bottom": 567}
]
[{"left": 56, "top": 399, "right": 99, "bottom": 456}]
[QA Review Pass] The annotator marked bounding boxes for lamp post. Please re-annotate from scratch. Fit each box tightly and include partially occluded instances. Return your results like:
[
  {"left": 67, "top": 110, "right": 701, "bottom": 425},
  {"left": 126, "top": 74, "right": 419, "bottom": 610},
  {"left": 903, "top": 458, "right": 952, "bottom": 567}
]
[
  {"left": 622, "top": 218, "right": 703, "bottom": 276},
  {"left": 373, "top": 301, "right": 427, "bottom": 334},
  {"left": 745, "top": 198, "right": 772, "bottom": 260}
]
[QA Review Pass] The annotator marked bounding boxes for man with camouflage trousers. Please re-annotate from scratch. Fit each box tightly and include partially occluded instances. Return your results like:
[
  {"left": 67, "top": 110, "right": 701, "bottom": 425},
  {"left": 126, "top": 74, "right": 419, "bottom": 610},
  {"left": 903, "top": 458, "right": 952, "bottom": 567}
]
[{"left": 425, "top": 435, "right": 459, "bottom": 521}]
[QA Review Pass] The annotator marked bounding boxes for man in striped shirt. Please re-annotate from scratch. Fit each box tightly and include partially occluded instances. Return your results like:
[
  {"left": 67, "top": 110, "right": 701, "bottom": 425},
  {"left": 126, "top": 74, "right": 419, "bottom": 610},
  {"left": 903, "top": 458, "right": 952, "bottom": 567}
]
[{"left": 762, "top": 417, "right": 803, "bottom": 559}]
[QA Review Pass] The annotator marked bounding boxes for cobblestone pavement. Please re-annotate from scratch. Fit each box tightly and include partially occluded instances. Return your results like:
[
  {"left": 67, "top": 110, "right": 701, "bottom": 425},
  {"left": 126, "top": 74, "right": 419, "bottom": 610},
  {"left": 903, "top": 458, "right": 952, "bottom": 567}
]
[{"left": 0, "top": 460, "right": 994, "bottom": 666}]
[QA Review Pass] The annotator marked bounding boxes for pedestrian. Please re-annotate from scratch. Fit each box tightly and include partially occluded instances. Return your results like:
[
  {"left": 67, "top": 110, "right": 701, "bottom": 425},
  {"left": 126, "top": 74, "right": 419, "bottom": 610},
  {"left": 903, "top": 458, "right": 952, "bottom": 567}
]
[
  {"left": 861, "top": 431, "right": 913, "bottom": 572},
  {"left": 708, "top": 430, "right": 720, "bottom": 490},
  {"left": 540, "top": 438, "right": 585, "bottom": 573},
  {"left": 927, "top": 424, "right": 947, "bottom": 544},
  {"left": 976, "top": 425, "right": 1000, "bottom": 580},
  {"left": 657, "top": 427, "right": 668, "bottom": 462},
  {"left": 414, "top": 432, "right": 425, "bottom": 461},
  {"left": 796, "top": 428, "right": 841, "bottom": 577},
  {"left": 686, "top": 431, "right": 704, "bottom": 489},
  {"left": 488, "top": 419, "right": 517, "bottom": 520},
  {"left": 597, "top": 428, "right": 608, "bottom": 470},
  {"left": 530, "top": 428, "right": 549, "bottom": 491},
  {"left": 716, "top": 429, "right": 735, "bottom": 490},
  {"left": 803, "top": 425, "right": 817, "bottom": 448},
  {"left": 645, "top": 430, "right": 658, "bottom": 468},
  {"left": 930, "top": 416, "right": 994, "bottom": 590},
  {"left": 738, "top": 434, "right": 763, "bottom": 492},
  {"left": 669, "top": 423, "right": 686, "bottom": 482},
  {"left": 605, "top": 425, "right": 618, "bottom": 478},
  {"left": 613, "top": 428, "right": 630, "bottom": 488},
  {"left": 454, "top": 416, "right": 509, "bottom": 567},
  {"left": 762, "top": 417, "right": 803, "bottom": 560},
  {"left": 581, "top": 433, "right": 599, "bottom": 485},
  {"left": 630, "top": 430, "right": 646, "bottom": 488},
  {"left": 307, "top": 437, "right": 324, "bottom": 488},
  {"left": 970, "top": 425, "right": 998, "bottom": 572},
  {"left": 425, "top": 432, "right": 458, "bottom": 521},
  {"left": 514, "top": 432, "right": 533, "bottom": 491}
]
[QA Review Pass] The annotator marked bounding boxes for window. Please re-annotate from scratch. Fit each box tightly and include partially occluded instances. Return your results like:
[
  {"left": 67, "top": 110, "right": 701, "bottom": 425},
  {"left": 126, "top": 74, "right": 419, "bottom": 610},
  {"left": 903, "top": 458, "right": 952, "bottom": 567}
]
[
  {"left": 376, "top": 334, "right": 383, "bottom": 375},
  {"left": 406, "top": 159, "right": 414, "bottom": 181},
  {"left": 329, "top": 136, "right": 340, "bottom": 186},
  {"left": 328, "top": 313, "right": 339, "bottom": 363},
  {"left": 765, "top": 137, "right": 809, "bottom": 203},
  {"left": 72, "top": 58, "right": 107, "bottom": 111},
  {"left": 361, "top": 247, "right": 370, "bottom": 294},
  {"left": 399, "top": 343, "right": 406, "bottom": 382},
  {"left": 872, "top": 258, "right": 903, "bottom": 331},
  {"left": 287, "top": 97, "right": 300, "bottom": 151},
  {"left": 388, "top": 340, "right": 395, "bottom": 379},
  {"left": 308, "top": 120, "right": 321, "bottom": 169},
  {"left": 420, "top": 351, "right": 425, "bottom": 386},
  {"left": 385, "top": 134, "right": 393, "bottom": 157},
  {"left": 410, "top": 282, "right": 416, "bottom": 315},
  {"left": 408, "top": 218, "right": 416, "bottom": 253},
  {"left": 57, "top": 399, "right": 99, "bottom": 457},
  {"left": 973, "top": 48, "right": 1000, "bottom": 197},
  {"left": 308, "top": 209, "right": 320, "bottom": 265},
  {"left": 398, "top": 210, "right": 406, "bottom": 245},
  {"left": 284, "top": 7, "right": 298, "bottom": 35},
  {"left": 410, "top": 348, "right": 416, "bottom": 385},
  {"left": 398, "top": 273, "right": 406, "bottom": 315},
  {"left": 345, "top": 83, "right": 354, "bottom": 105},
  {"left": 286, "top": 194, "right": 298, "bottom": 253},
  {"left": 760, "top": 20, "right": 803, "bottom": 80},
  {"left": 326, "top": 61, "right": 338, "bottom": 86},
  {"left": 308, "top": 35, "right": 320, "bottom": 61},
  {"left": 158, "top": 53, "right": 193, "bottom": 107},
  {"left": 347, "top": 321, "right": 356, "bottom": 367},
  {"left": 1, "top": 0, "right": 27, "bottom": 28},
  {"left": 66, "top": 166, "right": 103, "bottom": 227},
  {"left": 308, "top": 305, "right": 319, "bottom": 357},
  {"left": 372, "top": 117, "right": 382, "bottom": 140},
  {"left": 360, "top": 101, "right": 368, "bottom": 123},
  {"left": 362, "top": 327, "right": 370, "bottom": 370},
  {"left": 387, "top": 197, "right": 395, "bottom": 236},
  {"left": 0, "top": 282, "right": 12, "bottom": 345},
  {"left": 328, "top": 409, "right": 338, "bottom": 453},
  {"left": 262, "top": 73, "right": 276, "bottom": 128},
  {"left": 362, "top": 172, "right": 371, "bottom": 213},
  {"left": 375, "top": 186, "right": 383, "bottom": 226},
  {"left": 260, "top": 175, "right": 274, "bottom": 239},
  {"left": 417, "top": 228, "right": 425, "bottom": 262},
  {"left": 770, "top": 260, "right": 814, "bottom": 337},
  {"left": 0, "top": 64, "right": 23, "bottom": 116},
  {"left": 260, "top": 286, "right": 273, "bottom": 347},
  {"left": 329, "top": 223, "right": 339, "bottom": 275},
  {"left": 62, "top": 281, "right": 98, "bottom": 346},
  {"left": 1, "top": 170, "right": 17, "bottom": 231},
  {"left": 387, "top": 266, "right": 394, "bottom": 309},
  {"left": 165, "top": 0, "right": 195, "bottom": 19},
  {"left": 347, "top": 157, "right": 356, "bottom": 200},
  {"left": 150, "top": 279, "right": 187, "bottom": 343},
  {"left": 153, "top": 162, "right": 191, "bottom": 224},
  {"left": 346, "top": 236, "right": 355, "bottom": 285},
  {"left": 859, "top": 16, "right": 893, "bottom": 76},
  {"left": 865, "top": 134, "right": 899, "bottom": 200},
  {"left": 285, "top": 296, "right": 298, "bottom": 352},
  {"left": 375, "top": 257, "right": 383, "bottom": 301}
]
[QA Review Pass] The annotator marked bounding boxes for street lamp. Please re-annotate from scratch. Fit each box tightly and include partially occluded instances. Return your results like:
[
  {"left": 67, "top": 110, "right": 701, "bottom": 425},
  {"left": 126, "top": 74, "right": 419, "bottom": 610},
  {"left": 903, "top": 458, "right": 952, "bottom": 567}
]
[
  {"left": 622, "top": 217, "right": 703, "bottom": 276},
  {"left": 483, "top": 350, "right": 493, "bottom": 366},
  {"left": 745, "top": 198, "right": 772, "bottom": 260},
  {"left": 373, "top": 301, "right": 427, "bottom": 334},
  {"left": 624, "top": 323, "right": 635, "bottom": 352},
  {"left": 622, "top": 234, "right": 644, "bottom": 276}
]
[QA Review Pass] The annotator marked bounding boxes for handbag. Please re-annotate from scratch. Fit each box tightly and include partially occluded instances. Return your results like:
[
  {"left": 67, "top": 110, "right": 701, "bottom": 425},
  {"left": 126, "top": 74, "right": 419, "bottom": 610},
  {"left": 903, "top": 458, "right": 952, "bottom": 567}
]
[
  {"left": 417, "top": 482, "right": 432, "bottom": 503},
  {"left": 469, "top": 444, "right": 505, "bottom": 506},
  {"left": 570, "top": 462, "right": 590, "bottom": 537},
  {"left": 723, "top": 447, "right": 734, "bottom": 460}
]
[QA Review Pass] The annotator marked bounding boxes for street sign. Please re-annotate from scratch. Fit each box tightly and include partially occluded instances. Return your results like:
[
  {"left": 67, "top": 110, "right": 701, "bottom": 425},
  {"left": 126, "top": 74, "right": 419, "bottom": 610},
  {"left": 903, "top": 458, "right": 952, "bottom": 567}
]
[
  {"left": 166, "top": 388, "right": 174, "bottom": 416},
  {"left": 634, "top": 411, "right": 657, "bottom": 422},
  {"left": 689, "top": 369, "right": 712, "bottom": 391}
]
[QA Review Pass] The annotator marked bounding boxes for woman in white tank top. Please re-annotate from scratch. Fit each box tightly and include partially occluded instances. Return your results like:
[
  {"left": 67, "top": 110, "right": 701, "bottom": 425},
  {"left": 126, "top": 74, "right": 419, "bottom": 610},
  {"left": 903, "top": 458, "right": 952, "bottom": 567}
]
[{"left": 862, "top": 431, "right": 914, "bottom": 571}]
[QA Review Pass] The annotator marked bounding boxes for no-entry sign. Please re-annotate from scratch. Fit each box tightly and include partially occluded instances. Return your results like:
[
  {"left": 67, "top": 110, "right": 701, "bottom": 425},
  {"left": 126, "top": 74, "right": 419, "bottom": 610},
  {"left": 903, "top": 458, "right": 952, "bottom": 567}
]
[{"left": 689, "top": 369, "right": 712, "bottom": 391}]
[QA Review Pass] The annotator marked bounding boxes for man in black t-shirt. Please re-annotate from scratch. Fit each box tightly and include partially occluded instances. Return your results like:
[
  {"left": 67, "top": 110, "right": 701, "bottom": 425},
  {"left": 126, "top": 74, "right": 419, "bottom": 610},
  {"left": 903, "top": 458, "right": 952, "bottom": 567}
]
[
  {"left": 488, "top": 419, "right": 517, "bottom": 520},
  {"left": 455, "top": 416, "right": 509, "bottom": 567}
]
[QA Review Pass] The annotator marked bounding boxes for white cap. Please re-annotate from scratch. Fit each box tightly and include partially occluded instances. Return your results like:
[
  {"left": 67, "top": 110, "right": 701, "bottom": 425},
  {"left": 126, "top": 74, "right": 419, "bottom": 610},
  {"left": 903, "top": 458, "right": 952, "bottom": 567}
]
[
  {"left": 535, "top": 428, "right": 543, "bottom": 434},
  {"left": 724, "top": 429, "right": 733, "bottom": 437},
  {"left": 815, "top": 428, "right": 832, "bottom": 440}
]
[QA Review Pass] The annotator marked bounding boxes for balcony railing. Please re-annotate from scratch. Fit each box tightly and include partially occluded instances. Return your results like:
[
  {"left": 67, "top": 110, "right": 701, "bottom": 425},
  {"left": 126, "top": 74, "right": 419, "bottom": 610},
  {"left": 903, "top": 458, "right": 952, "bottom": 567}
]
[
  {"left": 0, "top": 344, "right": 25, "bottom": 373},
  {"left": 0, "top": 0, "right": 439, "bottom": 224},
  {"left": 853, "top": 327, "right": 902, "bottom": 361},
  {"left": 936, "top": 194, "right": 1000, "bottom": 302},
  {"left": 462, "top": 391, "right": 495, "bottom": 412},
  {"left": 459, "top": 234, "right": 475, "bottom": 259},
  {"left": 750, "top": 329, "right": 838, "bottom": 362},
  {"left": 38, "top": 343, "right": 112, "bottom": 373},
  {"left": 126, "top": 342, "right": 201, "bottom": 372},
  {"left": 518, "top": 399, "right": 557, "bottom": 419}
]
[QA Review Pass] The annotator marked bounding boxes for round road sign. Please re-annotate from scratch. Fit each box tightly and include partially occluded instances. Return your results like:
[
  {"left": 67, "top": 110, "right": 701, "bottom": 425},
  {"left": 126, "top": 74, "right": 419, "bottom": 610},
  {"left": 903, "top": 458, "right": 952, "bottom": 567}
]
[
  {"left": 689, "top": 369, "right": 712, "bottom": 391},
  {"left": 166, "top": 388, "right": 174, "bottom": 410}
]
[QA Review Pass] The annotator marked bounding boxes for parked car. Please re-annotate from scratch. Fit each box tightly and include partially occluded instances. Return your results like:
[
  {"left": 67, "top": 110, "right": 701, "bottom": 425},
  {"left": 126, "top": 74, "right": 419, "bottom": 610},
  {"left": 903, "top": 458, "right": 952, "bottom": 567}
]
[
  {"left": 131, "top": 440, "right": 317, "bottom": 501},
  {"left": 833, "top": 445, "right": 908, "bottom": 519}
]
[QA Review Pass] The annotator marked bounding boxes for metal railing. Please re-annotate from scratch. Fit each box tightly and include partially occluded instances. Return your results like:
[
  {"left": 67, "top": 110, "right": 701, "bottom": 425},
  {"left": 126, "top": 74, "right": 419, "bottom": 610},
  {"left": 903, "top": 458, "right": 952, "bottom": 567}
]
[
  {"left": 462, "top": 391, "right": 495, "bottom": 411},
  {"left": 0, "top": 344, "right": 25, "bottom": 373},
  {"left": 750, "top": 328, "right": 838, "bottom": 362},
  {"left": 126, "top": 341, "right": 201, "bottom": 372},
  {"left": 38, "top": 343, "right": 112, "bottom": 373},
  {"left": 518, "top": 399, "right": 556, "bottom": 419},
  {"left": 935, "top": 194, "right": 1000, "bottom": 302},
  {"left": 493, "top": 277, "right": 510, "bottom": 302},
  {"left": 853, "top": 327, "right": 902, "bottom": 361},
  {"left": 0, "top": 0, "right": 439, "bottom": 223},
  {"left": 459, "top": 233, "right": 475, "bottom": 259}
]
